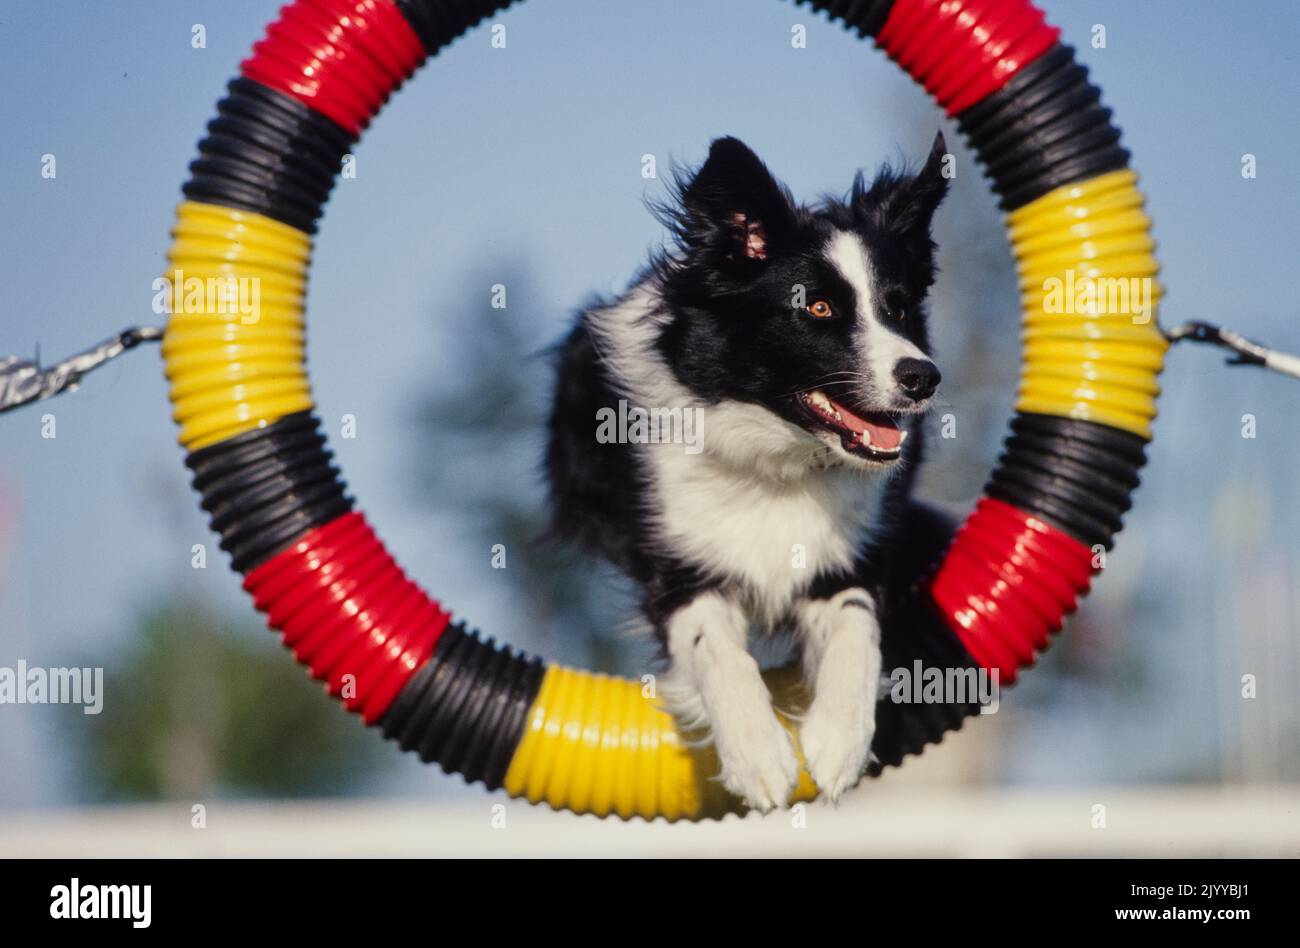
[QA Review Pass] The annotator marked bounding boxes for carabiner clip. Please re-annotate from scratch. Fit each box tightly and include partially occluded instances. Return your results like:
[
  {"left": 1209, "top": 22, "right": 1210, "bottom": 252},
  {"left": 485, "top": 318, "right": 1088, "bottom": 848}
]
[{"left": 1165, "top": 320, "right": 1300, "bottom": 380}]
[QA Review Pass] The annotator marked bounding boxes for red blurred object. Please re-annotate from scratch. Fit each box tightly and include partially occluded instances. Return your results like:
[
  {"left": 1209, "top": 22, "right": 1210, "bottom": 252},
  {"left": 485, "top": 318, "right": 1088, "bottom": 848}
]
[
  {"left": 930, "top": 497, "right": 1096, "bottom": 683},
  {"left": 241, "top": 0, "right": 427, "bottom": 136},
  {"left": 876, "top": 0, "right": 1060, "bottom": 116},
  {"left": 243, "top": 511, "right": 450, "bottom": 722}
]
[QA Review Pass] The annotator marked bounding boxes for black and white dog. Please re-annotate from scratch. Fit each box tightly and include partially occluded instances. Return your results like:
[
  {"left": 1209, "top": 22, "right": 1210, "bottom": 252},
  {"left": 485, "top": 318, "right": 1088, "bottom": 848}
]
[{"left": 546, "top": 134, "right": 949, "bottom": 810}]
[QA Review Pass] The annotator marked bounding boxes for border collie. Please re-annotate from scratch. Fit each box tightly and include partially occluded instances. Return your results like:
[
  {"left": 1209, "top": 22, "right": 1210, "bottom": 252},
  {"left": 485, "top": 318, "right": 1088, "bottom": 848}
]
[{"left": 546, "top": 134, "right": 949, "bottom": 810}]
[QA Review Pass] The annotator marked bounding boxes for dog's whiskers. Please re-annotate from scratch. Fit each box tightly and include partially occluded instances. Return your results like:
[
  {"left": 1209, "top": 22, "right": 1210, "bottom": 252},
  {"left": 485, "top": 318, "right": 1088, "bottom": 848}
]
[{"left": 783, "top": 374, "right": 868, "bottom": 396}]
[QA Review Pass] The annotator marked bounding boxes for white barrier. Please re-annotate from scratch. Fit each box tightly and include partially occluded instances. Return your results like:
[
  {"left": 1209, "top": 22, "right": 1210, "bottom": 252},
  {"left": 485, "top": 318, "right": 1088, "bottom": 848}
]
[{"left": 2, "top": 786, "right": 1297, "bottom": 858}]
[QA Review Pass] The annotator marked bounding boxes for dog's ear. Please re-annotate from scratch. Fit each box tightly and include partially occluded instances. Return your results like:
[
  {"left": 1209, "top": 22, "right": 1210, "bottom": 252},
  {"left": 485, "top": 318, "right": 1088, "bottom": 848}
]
[
  {"left": 671, "top": 137, "right": 796, "bottom": 264},
  {"left": 855, "top": 130, "right": 950, "bottom": 240}
]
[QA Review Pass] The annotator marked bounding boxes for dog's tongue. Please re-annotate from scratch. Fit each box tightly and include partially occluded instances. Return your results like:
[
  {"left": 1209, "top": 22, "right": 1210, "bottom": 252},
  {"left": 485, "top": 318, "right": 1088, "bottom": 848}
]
[{"left": 830, "top": 397, "right": 903, "bottom": 451}]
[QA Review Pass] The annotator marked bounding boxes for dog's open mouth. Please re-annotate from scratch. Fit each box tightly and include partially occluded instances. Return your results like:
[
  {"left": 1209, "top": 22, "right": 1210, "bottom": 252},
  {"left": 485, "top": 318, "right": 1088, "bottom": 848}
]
[{"left": 796, "top": 390, "right": 907, "bottom": 461}]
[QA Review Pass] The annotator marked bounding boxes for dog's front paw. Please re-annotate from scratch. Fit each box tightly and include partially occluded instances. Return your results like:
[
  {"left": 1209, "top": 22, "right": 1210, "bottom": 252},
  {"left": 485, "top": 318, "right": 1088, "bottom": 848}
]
[
  {"left": 714, "top": 709, "right": 801, "bottom": 813},
  {"left": 799, "top": 699, "right": 875, "bottom": 803}
]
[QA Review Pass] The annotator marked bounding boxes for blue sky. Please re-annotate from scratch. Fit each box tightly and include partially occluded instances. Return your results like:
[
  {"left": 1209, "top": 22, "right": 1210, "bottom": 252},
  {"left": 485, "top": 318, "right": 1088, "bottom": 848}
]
[{"left": 1, "top": 1, "right": 1297, "bottom": 805}]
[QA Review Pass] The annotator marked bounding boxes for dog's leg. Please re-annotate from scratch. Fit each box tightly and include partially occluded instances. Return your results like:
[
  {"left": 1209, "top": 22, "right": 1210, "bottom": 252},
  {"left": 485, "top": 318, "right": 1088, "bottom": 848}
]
[
  {"left": 795, "top": 587, "right": 881, "bottom": 801},
  {"left": 659, "top": 590, "right": 799, "bottom": 812}
]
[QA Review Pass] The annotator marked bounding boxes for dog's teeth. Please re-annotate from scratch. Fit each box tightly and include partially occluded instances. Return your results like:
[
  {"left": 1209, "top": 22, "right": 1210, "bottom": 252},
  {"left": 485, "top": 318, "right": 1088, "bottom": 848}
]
[
  {"left": 859, "top": 429, "right": 871, "bottom": 446},
  {"left": 810, "top": 391, "right": 832, "bottom": 411},
  {"left": 898, "top": 429, "right": 908, "bottom": 443}
]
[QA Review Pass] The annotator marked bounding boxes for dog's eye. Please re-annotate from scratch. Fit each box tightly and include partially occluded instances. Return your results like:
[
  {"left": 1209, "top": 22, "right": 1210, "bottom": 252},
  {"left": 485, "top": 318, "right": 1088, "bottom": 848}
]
[
  {"left": 805, "top": 300, "right": 834, "bottom": 319},
  {"left": 885, "top": 292, "right": 907, "bottom": 320}
]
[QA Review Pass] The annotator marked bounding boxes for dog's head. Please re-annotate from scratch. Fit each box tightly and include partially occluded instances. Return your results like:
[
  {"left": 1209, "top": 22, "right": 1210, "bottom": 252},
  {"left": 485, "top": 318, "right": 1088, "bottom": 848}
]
[{"left": 655, "top": 134, "right": 948, "bottom": 468}]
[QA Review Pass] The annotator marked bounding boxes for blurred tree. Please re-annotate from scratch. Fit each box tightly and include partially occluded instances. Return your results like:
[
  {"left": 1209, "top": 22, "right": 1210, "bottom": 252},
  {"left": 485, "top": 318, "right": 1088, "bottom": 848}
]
[
  {"left": 71, "top": 597, "right": 385, "bottom": 801},
  {"left": 410, "top": 265, "right": 638, "bottom": 673}
]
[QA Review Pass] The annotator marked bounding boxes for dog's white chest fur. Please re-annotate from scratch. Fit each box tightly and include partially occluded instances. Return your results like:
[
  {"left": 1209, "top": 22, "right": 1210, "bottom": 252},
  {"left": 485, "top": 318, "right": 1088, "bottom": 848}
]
[{"left": 647, "top": 441, "right": 883, "bottom": 623}]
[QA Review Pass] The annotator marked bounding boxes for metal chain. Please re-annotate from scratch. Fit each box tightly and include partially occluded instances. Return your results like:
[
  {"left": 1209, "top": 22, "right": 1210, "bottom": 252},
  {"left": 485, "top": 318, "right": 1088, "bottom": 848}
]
[{"left": 0, "top": 326, "right": 163, "bottom": 414}]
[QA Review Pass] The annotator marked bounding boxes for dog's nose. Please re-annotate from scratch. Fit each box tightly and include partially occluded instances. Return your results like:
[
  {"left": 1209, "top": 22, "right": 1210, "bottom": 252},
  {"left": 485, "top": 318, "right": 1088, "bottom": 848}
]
[{"left": 893, "top": 358, "right": 941, "bottom": 401}]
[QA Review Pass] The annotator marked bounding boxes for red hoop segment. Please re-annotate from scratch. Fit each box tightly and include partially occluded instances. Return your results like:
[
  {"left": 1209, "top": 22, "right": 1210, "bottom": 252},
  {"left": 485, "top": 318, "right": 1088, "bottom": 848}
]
[
  {"left": 876, "top": 0, "right": 1060, "bottom": 115},
  {"left": 241, "top": 0, "right": 426, "bottom": 136},
  {"left": 930, "top": 498, "right": 1096, "bottom": 682},
  {"left": 243, "top": 511, "right": 451, "bottom": 722}
]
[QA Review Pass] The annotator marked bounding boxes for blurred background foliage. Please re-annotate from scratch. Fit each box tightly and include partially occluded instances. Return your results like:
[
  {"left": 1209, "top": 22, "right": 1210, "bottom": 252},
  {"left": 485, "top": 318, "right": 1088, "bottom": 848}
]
[
  {"left": 70, "top": 599, "right": 386, "bottom": 801},
  {"left": 408, "top": 266, "right": 640, "bottom": 674}
]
